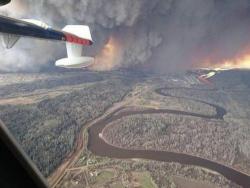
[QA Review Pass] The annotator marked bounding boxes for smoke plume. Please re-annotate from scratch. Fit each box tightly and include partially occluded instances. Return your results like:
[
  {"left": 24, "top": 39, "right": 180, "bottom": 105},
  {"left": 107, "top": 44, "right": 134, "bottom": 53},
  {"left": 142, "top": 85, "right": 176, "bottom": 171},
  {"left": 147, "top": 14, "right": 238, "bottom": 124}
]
[{"left": 0, "top": 0, "right": 250, "bottom": 72}]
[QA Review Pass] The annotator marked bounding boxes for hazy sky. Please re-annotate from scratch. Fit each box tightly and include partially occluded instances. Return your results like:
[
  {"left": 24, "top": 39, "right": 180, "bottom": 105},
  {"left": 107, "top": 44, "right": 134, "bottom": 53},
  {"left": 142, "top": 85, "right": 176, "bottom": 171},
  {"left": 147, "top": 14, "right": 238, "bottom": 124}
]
[{"left": 0, "top": 0, "right": 250, "bottom": 72}]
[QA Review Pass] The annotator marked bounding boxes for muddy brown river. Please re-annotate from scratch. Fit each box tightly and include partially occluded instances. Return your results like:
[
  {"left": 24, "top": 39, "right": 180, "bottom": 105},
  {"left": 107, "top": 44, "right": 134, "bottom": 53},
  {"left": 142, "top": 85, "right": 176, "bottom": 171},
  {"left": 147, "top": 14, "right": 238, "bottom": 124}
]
[{"left": 88, "top": 88, "right": 250, "bottom": 187}]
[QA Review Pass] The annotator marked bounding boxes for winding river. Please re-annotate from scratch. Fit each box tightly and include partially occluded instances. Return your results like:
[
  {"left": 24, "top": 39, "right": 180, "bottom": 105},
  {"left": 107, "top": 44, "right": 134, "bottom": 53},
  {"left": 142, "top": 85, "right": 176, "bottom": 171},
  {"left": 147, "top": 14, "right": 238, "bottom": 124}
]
[{"left": 88, "top": 88, "right": 250, "bottom": 187}]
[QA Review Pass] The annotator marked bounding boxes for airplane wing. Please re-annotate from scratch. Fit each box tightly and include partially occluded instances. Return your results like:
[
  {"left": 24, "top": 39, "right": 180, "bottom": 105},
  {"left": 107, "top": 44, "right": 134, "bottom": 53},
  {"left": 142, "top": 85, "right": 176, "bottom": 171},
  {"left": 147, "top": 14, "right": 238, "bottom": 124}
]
[
  {"left": 0, "top": 15, "right": 93, "bottom": 46},
  {"left": 0, "top": 15, "right": 94, "bottom": 68}
]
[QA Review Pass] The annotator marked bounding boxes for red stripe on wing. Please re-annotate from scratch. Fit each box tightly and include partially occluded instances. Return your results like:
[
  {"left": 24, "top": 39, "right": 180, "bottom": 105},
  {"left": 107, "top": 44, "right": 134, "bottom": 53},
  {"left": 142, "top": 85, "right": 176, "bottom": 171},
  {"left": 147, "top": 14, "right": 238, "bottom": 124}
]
[{"left": 64, "top": 32, "right": 92, "bottom": 46}]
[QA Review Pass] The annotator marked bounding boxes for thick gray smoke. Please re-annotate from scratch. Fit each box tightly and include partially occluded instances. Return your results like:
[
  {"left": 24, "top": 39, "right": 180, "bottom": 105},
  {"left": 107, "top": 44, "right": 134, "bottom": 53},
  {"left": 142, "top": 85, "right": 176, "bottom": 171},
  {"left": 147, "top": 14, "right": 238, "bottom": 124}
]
[{"left": 0, "top": 0, "right": 250, "bottom": 72}]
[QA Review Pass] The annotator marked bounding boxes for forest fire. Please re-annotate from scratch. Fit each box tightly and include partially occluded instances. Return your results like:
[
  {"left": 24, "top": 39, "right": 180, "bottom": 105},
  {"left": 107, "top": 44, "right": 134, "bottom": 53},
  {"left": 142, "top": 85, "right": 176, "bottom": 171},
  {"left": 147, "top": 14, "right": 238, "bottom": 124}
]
[
  {"left": 91, "top": 37, "right": 122, "bottom": 71},
  {"left": 199, "top": 50, "right": 250, "bottom": 70}
]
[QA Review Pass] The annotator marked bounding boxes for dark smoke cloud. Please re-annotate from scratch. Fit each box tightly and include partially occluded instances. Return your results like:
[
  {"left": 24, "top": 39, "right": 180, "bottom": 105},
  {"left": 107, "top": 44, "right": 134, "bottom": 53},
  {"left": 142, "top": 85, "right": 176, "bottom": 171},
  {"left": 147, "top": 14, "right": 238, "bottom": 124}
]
[{"left": 0, "top": 0, "right": 250, "bottom": 72}]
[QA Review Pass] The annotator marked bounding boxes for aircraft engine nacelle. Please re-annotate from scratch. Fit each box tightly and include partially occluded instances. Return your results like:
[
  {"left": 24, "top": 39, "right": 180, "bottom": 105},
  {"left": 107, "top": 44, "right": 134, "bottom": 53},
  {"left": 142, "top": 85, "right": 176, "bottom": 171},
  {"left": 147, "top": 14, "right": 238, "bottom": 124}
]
[{"left": 55, "top": 25, "right": 94, "bottom": 69}]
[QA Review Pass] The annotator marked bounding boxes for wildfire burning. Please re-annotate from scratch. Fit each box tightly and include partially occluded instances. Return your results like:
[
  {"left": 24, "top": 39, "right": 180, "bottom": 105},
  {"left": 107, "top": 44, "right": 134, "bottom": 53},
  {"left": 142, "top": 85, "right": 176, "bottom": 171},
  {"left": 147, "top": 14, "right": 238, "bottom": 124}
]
[
  {"left": 91, "top": 36, "right": 250, "bottom": 72},
  {"left": 91, "top": 37, "right": 121, "bottom": 71},
  {"left": 199, "top": 50, "right": 250, "bottom": 70}
]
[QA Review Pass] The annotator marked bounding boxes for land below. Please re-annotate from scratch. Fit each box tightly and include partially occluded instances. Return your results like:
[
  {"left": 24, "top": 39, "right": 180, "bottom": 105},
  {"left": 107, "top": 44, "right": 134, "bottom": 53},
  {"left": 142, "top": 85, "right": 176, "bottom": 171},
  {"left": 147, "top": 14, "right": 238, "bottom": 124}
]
[{"left": 0, "top": 69, "right": 249, "bottom": 188}]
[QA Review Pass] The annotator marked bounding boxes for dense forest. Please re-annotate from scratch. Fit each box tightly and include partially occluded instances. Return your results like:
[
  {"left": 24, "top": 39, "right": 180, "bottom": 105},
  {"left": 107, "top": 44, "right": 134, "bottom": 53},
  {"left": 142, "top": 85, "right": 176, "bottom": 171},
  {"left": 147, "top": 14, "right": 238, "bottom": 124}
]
[{"left": 0, "top": 75, "right": 135, "bottom": 176}]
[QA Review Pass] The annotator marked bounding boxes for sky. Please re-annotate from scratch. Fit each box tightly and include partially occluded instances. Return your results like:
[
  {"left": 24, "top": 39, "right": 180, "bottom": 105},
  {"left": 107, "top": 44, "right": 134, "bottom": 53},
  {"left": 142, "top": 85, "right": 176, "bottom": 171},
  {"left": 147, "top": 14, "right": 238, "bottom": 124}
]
[{"left": 0, "top": 0, "right": 250, "bottom": 72}]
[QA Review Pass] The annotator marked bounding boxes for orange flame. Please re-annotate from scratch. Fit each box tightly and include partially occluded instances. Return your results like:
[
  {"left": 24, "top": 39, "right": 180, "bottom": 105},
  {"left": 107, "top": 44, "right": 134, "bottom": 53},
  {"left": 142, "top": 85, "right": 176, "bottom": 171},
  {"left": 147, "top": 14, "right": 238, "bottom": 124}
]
[
  {"left": 198, "top": 49, "right": 250, "bottom": 70},
  {"left": 91, "top": 37, "right": 121, "bottom": 71}
]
